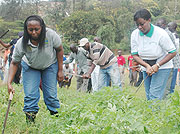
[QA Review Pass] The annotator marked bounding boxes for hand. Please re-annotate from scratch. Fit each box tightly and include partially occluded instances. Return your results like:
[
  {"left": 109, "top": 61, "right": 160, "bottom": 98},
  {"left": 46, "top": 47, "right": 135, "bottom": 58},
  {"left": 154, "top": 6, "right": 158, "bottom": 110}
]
[
  {"left": 152, "top": 64, "right": 159, "bottom": 73},
  {"left": 146, "top": 65, "right": 154, "bottom": 76},
  {"left": 57, "top": 70, "right": 64, "bottom": 82},
  {"left": 135, "top": 67, "right": 140, "bottom": 72},
  {"left": 82, "top": 73, "right": 90, "bottom": 79},
  {"left": 7, "top": 83, "right": 15, "bottom": 94}
]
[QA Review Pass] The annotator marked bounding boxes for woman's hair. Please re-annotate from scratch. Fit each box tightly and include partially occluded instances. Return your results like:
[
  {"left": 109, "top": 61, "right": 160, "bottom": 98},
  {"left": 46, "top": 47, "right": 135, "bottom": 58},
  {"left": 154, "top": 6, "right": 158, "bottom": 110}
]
[
  {"left": 134, "top": 9, "right": 151, "bottom": 21},
  {"left": 23, "top": 15, "right": 46, "bottom": 51}
]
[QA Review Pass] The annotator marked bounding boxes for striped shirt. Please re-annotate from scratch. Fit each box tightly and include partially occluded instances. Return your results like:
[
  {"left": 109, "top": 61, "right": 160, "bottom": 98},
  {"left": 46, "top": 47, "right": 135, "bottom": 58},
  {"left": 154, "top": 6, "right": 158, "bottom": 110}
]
[{"left": 88, "top": 42, "right": 117, "bottom": 69}]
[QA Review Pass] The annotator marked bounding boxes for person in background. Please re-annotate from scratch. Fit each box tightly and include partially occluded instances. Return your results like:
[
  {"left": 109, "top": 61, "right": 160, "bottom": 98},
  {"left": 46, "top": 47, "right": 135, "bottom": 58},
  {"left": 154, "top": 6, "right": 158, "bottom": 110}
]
[
  {"left": 80, "top": 38, "right": 122, "bottom": 91},
  {"left": 0, "top": 31, "right": 24, "bottom": 48},
  {"left": 59, "top": 63, "right": 73, "bottom": 88},
  {"left": 131, "top": 9, "right": 176, "bottom": 100},
  {"left": 64, "top": 44, "right": 89, "bottom": 92},
  {"left": 91, "top": 37, "right": 101, "bottom": 92},
  {"left": 155, "top": 18, "right": 178, "bottom": 96},
  {"left": 117, "top": 49, "right": 126, "bottom": 86},
  {"left": 135, "top": 67, "right": 143, "bottom": 87},
  {"left": 3, "top": 48, "right": 10, "bottom": 84},
  {"left": 128, "top": 54, "right": 143, "bottom": 87},
  {"left": 8, "top": 15, "right": 64, "bottom": 123},
  {"left": 130, "top": 59, "right": 139, "bottom": 86},
  {"left": 128, "top": 54, "right": 133, "bottom": 86},
  {"left": 168, "top": 22, "right": 180, "bottom": 93},
  {"left": 0, "top": 32, "right": 24, "bottom": 84}
]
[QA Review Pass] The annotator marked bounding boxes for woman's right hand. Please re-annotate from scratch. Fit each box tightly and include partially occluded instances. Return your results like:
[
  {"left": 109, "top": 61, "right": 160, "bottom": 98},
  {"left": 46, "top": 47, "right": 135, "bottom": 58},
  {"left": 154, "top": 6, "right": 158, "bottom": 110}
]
[
  {"left": 7, "top": 83, "right": 15, "bottom": 94},
  {"left": 146, "top": 64, "right": 154, "bottom": 76}
]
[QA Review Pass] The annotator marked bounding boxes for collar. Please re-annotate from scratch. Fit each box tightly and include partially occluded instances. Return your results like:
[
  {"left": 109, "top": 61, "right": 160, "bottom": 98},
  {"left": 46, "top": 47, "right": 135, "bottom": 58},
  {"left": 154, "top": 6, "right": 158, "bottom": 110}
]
[
  {"left": 28, "top": 40, "right": 38, "bottom": 48},
  {"left": 140, "top": 24, "right": 154, "bottom": 37}
]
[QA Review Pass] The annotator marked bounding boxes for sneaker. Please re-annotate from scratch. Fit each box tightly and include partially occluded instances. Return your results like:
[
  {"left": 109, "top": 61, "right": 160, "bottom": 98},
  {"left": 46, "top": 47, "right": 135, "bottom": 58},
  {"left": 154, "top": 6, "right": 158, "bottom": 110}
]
[{"left": 25, "top": 111, "right": 37, "bottom": 124}]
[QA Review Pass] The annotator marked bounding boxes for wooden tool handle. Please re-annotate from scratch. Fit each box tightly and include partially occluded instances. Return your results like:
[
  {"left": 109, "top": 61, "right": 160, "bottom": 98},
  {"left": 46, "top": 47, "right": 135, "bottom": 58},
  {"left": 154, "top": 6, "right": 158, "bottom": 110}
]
[{"left": 9, "top": 92, "right": 13, "bottom": 101}]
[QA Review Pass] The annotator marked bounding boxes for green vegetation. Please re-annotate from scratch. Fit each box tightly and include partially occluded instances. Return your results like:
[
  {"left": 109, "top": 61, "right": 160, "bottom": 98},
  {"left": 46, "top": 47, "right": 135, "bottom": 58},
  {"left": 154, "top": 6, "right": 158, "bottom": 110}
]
[
  {"left": 0, "top": 0, "right": 180, "bottom": 54},
  {"left": 0, "top": 17, "right": 23, "bottom": 43},
  {"left": 1, "top": 79, "right": 180, "bottom": 134}
]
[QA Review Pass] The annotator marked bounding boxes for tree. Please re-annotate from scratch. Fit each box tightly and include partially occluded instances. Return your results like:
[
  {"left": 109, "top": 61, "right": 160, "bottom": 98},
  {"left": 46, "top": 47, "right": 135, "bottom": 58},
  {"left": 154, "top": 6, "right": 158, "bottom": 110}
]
[
  {"left": 0, "top": 0, "right": 40, "bottom": 21},
  {"left": 97, "top": 22, "right": 116, "bottom": 49},
  {"left": 0, "top": 17, "right": 23, "bottom": 44},
  {"left": 59, "top": 10, "right": 111, "bottom": 43}
]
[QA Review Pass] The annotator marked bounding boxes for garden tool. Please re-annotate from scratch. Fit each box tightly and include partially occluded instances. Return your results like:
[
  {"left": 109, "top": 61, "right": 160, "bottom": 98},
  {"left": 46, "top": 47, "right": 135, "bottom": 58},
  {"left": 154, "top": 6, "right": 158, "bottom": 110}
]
[
  {"left": 0, "top": 29, "right": 10, "bottom": 39},
  {"left": 65, "top": 72, "right": 83, "bottom": 77},
  {"left": 135, "top": 75, "right": 148, "bottom": 94},
  {"left": 2, "top": 92, "right": 13, "bottom": 134}
]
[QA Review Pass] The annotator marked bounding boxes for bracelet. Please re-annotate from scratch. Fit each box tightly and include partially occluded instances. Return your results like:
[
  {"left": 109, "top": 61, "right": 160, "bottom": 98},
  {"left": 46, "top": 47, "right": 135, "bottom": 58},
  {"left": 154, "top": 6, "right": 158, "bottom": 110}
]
[{"left": 156, "top": 63, "right": 161, "bottom": 68}]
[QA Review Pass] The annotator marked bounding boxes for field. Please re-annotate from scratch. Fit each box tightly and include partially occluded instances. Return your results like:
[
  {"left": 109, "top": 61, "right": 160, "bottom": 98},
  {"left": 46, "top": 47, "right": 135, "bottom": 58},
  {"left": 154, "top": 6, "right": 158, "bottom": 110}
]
[{"left": 0, "top": 72, "right": 180, "bottom": 134}]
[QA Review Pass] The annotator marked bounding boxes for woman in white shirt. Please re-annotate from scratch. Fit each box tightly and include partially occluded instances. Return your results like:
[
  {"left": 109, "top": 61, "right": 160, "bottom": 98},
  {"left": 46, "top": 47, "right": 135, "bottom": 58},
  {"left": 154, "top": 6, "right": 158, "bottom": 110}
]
[{"left": 131, "top": 9, "right": 176, "bottom": 100}]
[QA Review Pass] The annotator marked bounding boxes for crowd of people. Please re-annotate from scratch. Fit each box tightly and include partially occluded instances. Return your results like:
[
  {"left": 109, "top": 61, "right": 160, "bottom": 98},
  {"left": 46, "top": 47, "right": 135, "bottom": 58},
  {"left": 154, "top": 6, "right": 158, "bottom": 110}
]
[{"left": 0, "top": 8, "right": 179, "bottom": 123}]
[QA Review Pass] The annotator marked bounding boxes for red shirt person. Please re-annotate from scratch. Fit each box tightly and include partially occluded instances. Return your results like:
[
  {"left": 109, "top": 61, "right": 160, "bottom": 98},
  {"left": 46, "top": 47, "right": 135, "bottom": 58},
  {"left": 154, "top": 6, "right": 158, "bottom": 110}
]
[
  {"left": 128, "top": 55, "right": 133, "bottom": 69},
  {"left": 117, "top": 49, "right": 126, "bottom": 85},
  {"left": 117, "top": 51, "right": 126, "bottom": 67}
]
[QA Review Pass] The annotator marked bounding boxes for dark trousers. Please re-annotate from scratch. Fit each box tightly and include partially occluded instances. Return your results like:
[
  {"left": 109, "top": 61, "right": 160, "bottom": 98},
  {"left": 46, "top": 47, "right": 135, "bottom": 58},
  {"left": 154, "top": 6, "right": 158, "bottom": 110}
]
[{"left": 135, "top": 71, "right": 143, "bottom": 87}]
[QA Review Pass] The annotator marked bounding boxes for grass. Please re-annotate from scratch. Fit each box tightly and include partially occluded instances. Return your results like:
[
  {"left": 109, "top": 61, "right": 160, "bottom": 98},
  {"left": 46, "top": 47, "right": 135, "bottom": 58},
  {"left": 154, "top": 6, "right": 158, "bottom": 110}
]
[{"left": 0, "top": 71, "right": 180, "bottom": 134}]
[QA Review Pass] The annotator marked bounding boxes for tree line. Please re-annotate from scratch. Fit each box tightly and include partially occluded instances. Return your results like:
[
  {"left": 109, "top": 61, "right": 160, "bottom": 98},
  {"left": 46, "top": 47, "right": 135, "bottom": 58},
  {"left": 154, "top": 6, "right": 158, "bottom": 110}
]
[{"left": 0, "top": 0, "right": 180, "bottom": 54}]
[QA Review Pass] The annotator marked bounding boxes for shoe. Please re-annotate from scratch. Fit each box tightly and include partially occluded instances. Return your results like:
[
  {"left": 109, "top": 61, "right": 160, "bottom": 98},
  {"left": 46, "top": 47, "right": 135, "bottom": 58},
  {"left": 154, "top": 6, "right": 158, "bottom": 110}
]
[
  {"left": 25, "top": 111, "right": 37, "bottom": 124},
  {"left": 49, "top": 110, "right": 59, "bottom": 117}
]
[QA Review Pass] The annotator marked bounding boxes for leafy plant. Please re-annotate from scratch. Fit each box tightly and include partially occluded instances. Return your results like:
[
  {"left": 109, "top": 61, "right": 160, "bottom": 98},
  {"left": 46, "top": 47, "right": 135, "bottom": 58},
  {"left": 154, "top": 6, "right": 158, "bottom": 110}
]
[{"left": 1, "top": 81, "right": 180, "bottom": 134}]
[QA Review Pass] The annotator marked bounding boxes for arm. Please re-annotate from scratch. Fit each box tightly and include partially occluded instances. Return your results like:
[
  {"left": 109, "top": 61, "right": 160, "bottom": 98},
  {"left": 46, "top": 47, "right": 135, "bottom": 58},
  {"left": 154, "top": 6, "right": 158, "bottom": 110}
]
[
  {"left": 69, "top": 68, "right": 73, "bottom": 79},
  {"left": 152, "top": 52, "right": 176, "bottom": 72},
  {"left": 7, "top": 61, "right": 19, "bottom": 94},
  {"left": 56, "top": 45, "right": 64, "bottom": 82},
  {"left": 83, "top": 63, "right": 96, "bottom": 79},
  {"left": 0, "top": 40, "right": 11, "bottom": 48},
  {"left": 132, "top": 54, "right": 153, "bottom": 76}
]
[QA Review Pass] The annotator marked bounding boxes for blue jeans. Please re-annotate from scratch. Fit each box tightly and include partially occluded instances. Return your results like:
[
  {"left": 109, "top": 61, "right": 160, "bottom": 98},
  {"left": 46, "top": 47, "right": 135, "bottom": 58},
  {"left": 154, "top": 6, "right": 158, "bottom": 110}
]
[
  {"left": 170, "top": 68, "right": 178, "bottom": 93},
  {"left": 143, "top": 69, "right": 171, "bottom": 100},
  {"left": 98, "top": 62, "right": 122, "bottom": 90},
  {"left": 21, "top": 61, "right": 60, "bottom": 113}
]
